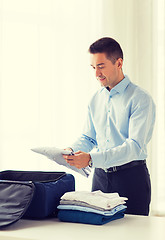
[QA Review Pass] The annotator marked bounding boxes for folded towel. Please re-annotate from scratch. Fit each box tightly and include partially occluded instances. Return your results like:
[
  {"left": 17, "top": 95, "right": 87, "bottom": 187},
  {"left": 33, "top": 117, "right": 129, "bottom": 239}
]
[
  {"left": 61, "top": 190, "right": 128, "bottom": 210},
  {"left": 58, "top": 209, "right": 125, "bottom": 225}
]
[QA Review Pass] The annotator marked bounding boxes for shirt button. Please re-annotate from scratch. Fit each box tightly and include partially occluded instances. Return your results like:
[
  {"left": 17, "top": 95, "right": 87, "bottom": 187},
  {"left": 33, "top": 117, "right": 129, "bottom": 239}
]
[{"left": 107, "top": 139, "right": 110, "bottom": 142}]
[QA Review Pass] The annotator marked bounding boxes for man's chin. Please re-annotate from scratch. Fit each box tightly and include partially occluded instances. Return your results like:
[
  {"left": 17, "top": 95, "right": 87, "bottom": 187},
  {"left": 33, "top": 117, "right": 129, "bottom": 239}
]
[{"left": 100, "top": 82, "right": 107, "bottom": 87}]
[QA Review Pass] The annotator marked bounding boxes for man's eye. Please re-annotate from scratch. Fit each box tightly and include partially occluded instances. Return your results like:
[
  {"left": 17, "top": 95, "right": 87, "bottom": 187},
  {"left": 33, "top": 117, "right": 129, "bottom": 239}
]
[{"left": 99, "top": 67, "right": 104, "bottom": 69}]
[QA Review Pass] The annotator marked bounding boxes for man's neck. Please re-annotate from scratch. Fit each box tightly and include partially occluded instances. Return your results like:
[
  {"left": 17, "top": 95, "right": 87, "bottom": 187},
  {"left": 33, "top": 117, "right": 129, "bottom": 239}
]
[{"left": 106, "top": 73, "right": 125, "bottom": 91}]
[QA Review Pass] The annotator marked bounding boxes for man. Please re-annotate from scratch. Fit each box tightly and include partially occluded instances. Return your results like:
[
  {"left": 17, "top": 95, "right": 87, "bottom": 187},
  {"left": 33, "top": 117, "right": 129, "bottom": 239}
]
[{"left": 63, "top": 37, "right": 156, "bottom": 216}]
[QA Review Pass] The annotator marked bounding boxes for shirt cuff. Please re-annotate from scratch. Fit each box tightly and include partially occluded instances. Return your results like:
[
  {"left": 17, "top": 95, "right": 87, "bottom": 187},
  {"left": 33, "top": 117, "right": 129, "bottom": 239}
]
[{"left": 89, "top": 151, "right": 105, "bottom": 169}]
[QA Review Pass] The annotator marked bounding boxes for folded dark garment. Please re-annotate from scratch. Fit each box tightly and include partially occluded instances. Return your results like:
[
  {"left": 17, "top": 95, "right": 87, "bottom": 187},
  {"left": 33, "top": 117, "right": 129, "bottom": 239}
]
[{"left": 58, "top": 209, "right": 125, "bottom": 225}]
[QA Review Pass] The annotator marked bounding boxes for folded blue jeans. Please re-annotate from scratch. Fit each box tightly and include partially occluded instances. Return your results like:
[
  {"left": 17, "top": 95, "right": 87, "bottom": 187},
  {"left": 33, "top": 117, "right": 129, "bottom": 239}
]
[{"left": 58, "top": 209, "right": 125, "bottom": 225}]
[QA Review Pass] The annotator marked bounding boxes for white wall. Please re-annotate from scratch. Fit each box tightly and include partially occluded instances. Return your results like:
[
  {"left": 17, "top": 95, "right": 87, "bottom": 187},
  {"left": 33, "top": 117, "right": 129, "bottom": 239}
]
[{"left": 0, "top": 0, "right": 164, "bottom": 214}]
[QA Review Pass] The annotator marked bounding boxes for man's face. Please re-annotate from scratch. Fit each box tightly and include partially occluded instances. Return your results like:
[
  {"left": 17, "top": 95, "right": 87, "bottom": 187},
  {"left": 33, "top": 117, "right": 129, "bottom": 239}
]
[{"left": 90, "top": 52, "right": 123, "bottom": 89}]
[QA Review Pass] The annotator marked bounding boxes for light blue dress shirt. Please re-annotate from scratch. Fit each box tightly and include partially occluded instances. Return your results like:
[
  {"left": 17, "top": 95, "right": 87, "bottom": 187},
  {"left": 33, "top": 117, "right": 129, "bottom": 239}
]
[
  {"left": 57, "top": 204, "right": 126, "bottom": 216},
  {"left": 71, "top": 75, "right": 156, "bottom": 170}
]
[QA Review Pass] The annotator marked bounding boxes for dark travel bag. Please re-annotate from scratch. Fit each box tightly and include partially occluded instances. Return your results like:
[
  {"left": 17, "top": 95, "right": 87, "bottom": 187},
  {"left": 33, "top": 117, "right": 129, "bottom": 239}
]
[{"left": 0, "top": 170, "right": 75, "bottom": 228}]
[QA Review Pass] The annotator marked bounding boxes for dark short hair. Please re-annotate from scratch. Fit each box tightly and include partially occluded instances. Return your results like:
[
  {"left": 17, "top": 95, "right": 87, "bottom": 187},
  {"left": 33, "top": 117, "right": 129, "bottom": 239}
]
[{"left": 89, "top": 37, "right": 123, "bottom": 64}]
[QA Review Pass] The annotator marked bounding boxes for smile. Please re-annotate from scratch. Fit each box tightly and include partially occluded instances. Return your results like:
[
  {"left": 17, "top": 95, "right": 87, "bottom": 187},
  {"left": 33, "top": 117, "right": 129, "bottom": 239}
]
[{"left": 99, "top": 77, "right": 106, "bottom": 81}]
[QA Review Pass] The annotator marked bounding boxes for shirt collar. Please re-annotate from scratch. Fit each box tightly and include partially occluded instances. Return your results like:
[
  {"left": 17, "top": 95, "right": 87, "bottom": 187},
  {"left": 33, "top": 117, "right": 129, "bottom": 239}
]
[{"left": 99, "top": 75, "right": 130, "bottom": 96}]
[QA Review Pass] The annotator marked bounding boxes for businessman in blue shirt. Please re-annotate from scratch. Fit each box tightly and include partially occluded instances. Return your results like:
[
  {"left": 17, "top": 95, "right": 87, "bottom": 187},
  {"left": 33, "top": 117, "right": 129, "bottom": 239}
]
[{"left": 63, "top": 37, "right": 156, "bottom": 215}]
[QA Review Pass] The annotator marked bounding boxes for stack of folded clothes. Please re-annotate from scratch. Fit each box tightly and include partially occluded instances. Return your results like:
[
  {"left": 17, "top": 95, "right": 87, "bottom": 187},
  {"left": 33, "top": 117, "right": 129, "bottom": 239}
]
[{"left": 57, "top": 190, "right": 128, "bottom": 225}]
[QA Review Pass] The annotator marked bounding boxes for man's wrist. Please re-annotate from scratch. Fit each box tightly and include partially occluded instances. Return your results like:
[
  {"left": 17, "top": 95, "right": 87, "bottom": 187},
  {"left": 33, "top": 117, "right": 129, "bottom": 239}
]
[{"left": 88, "top": 154, "right": 92, "bottom": 167}]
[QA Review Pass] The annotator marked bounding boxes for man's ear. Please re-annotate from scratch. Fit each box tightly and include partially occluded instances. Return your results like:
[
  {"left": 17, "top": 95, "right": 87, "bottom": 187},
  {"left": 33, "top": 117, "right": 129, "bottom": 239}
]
[{"left": 117, "top": 58, "right": 123, "bottom": 69}]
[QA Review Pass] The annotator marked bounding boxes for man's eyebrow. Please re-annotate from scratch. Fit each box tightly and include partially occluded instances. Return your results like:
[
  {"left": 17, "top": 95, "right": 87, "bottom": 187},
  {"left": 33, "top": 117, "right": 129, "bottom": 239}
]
[
  {"left": 90, "top": 63, "right": 105, "bottom": 67},
  {"left": 97, "top": 63, "right": 105, "bottom": 66}
]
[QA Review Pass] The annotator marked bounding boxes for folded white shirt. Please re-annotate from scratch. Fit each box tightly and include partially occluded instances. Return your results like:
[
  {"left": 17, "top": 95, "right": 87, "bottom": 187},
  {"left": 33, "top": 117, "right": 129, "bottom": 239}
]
[
  {"left": 31, "top": 147, "right": 91, "bottom": 177},
  {"left": 61, "top": 190, "right": 128, "bottom": 210}
]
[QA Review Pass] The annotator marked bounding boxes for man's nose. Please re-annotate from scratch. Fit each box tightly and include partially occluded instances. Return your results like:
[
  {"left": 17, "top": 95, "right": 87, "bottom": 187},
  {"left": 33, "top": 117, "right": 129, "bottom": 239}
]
[{"left": 95, "top": 68, "right": 102, "bottom": 78}]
